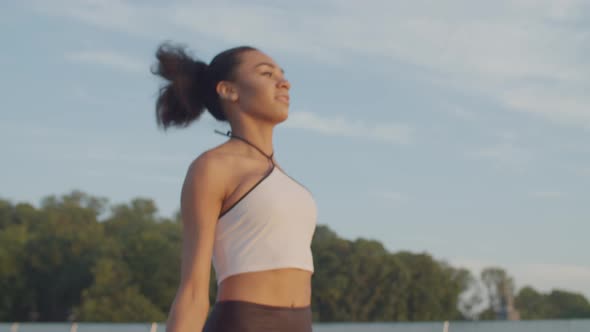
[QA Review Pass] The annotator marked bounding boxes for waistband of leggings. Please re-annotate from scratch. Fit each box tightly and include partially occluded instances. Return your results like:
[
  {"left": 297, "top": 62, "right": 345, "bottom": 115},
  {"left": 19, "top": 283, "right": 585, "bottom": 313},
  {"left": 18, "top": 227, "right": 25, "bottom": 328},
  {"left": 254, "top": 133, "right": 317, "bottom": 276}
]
[{"left": 214, "top": 300, "right": 311, "bottom": 311}]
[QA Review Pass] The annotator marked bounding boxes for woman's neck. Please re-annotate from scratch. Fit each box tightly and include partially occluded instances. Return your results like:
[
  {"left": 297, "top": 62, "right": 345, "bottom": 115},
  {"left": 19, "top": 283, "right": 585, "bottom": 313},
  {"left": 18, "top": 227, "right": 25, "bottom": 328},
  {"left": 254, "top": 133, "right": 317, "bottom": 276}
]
[{"left": 229, "top": 121, "right": 275, "bottom": 159}]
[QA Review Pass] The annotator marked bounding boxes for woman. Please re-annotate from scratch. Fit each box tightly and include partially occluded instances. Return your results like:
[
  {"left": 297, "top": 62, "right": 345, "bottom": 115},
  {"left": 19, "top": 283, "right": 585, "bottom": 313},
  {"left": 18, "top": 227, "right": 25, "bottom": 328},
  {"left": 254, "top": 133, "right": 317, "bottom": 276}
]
[{"left": 152, "top": 42, "right": 317, "bottom": 332}]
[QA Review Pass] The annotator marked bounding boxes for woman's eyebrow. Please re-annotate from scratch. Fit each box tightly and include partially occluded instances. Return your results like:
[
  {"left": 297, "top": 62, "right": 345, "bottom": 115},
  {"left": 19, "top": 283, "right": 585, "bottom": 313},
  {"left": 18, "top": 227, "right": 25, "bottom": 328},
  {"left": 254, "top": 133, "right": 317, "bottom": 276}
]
[{"left": 255, "top": 62, "right": 285, "bottom": 74}]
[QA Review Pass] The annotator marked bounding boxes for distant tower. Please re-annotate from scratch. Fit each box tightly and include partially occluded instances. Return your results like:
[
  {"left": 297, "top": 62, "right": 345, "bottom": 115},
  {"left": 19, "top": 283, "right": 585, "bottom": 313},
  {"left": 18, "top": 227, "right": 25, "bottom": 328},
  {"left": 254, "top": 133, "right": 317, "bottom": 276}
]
[{"left": 497, "top": 280, "right": 520, "bottom": 320}]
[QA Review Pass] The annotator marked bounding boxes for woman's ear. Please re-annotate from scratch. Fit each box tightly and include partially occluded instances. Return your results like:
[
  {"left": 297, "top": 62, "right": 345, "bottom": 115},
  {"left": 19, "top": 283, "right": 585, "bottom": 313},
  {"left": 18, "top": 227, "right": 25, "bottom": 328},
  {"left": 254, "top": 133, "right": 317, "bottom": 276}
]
[{"left": 216, "top": 81, "right": 239, "bottom": 103}]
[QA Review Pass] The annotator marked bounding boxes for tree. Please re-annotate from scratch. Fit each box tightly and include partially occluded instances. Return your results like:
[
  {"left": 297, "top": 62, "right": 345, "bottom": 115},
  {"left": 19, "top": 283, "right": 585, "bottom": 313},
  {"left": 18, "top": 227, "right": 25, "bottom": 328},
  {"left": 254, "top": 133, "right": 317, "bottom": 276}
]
[
  {"left": 73, "top": 258, "right": 165, "bottom": 322},
  {"left": 515, "top": 286, "right": 552, "bottom": 319},
  {"left": 103, "top": 198, "right": 182, "bottom": 314},
  {"left": 547, "top": 289, "right": 590, "bottom": 318},
  {"left": 2, "top": 191, "right": 590, "bottom": 322},
  {"left": 457, "top": 278, "right": 486, "bottom": 320},
  {"left": 481, "top": 267, "right": 517, "bottom": 319},
  {"left": 23, "top": 191, "right": 110, "bottom": 321},
  {"left": 0, "top": 224, "right": 30, "bottom": 321},
  {"left": 394, "top": 252, "right": 465, "bottom": 321},
  {"left": 310, "top": 227, "right": 466, "bottom": 322}
]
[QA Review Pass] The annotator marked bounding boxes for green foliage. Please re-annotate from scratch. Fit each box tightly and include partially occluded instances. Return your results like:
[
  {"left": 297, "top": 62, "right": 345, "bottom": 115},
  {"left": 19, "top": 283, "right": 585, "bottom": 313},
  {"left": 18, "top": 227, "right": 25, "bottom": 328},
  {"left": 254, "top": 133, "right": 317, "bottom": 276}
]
[
  {"left": 1, "top": 191, "right": 588, "bottom": 322},
  {"left": 102, "top": 199, "right": 182, "bottom": 314},
  {"left": 516, "top": 286, "right": 553, "bottom": 319},
  {"left": 548, "top": 290, "right": 590, "bottom": 318},
  {"left": 0, "top": 224, "right": 30, "bottom": 321},
  {"left": 393, "top": 252, "right": 467, "bottom": 321},
  {"left": 310, "top": 232, "right": 467, "bottom": 322},
  {"left": 480, "top": 267, "right": 516, "bottom": 319},
  {"left": 516, "top": 287, "right": 590, "bottom": 319},
  {"left": 73, "top": 259, "right": 165, "bottom": 322}
]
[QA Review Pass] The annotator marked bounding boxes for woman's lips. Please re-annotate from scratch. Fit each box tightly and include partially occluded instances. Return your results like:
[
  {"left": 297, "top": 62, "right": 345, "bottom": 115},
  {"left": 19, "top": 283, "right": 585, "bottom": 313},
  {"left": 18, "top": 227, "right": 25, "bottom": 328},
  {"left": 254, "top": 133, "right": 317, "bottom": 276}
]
[{"left": 277, "top": 95, "right": 290, "bottom": 104}]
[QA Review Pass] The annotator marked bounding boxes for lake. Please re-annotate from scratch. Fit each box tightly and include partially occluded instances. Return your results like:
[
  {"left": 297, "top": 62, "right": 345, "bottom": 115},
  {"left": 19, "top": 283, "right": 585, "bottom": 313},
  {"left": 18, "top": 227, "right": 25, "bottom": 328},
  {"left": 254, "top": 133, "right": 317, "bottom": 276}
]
[{"left": 2, "top": 320, "right": 590, "bottom": 332}]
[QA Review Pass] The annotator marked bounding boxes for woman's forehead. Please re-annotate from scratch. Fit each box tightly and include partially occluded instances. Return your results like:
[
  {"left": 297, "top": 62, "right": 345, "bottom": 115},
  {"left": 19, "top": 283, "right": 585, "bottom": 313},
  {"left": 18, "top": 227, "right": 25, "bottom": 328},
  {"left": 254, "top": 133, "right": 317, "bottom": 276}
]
[{"left": 240, "top": 50, "right": 279, "bottom": 69}]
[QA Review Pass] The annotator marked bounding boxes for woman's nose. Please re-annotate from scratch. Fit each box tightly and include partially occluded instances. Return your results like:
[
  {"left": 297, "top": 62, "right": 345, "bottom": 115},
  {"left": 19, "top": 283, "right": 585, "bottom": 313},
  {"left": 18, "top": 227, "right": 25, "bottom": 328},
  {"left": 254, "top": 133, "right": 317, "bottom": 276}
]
[{"left": 278, "top": 78, "right": 291, "bottom": 90}]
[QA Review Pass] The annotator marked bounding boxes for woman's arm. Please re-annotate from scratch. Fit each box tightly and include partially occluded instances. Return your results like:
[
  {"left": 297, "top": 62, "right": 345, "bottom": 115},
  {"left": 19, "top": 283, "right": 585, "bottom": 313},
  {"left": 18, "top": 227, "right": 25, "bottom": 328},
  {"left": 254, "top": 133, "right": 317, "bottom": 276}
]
[{"left": 165, "top": 152, "right": 227, "bottom": 332}]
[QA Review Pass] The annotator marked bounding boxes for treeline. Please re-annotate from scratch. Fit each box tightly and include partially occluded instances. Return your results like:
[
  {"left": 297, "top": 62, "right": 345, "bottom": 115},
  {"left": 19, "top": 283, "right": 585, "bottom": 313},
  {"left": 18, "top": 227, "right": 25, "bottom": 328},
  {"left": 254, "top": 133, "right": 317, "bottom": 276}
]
[{"left": 1, "top": 191, "right": 589, "bottom": 322}]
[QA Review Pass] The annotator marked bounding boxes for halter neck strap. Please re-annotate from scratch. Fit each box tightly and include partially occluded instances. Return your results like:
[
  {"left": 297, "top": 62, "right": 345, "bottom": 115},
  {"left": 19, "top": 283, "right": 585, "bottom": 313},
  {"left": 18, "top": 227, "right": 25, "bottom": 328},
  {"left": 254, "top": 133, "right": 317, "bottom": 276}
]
[{"left": 214, "top": 130, "right": 275, "bottom": 164}]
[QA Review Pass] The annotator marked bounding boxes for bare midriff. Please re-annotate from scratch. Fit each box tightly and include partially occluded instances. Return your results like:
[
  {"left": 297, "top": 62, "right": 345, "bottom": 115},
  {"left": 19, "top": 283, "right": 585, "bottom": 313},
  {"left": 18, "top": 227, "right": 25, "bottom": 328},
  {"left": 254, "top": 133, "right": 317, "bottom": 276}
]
[{"left": 216, "top": 268, "right": 312, "bottom": 308}]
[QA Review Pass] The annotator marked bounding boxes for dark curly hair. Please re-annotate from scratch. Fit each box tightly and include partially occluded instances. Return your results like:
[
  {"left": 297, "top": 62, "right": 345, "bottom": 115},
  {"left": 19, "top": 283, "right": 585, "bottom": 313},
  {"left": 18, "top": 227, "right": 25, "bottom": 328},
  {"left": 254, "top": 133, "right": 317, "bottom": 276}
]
[{"left": 151, "top": 41, "right": 257, "bottom": 129}]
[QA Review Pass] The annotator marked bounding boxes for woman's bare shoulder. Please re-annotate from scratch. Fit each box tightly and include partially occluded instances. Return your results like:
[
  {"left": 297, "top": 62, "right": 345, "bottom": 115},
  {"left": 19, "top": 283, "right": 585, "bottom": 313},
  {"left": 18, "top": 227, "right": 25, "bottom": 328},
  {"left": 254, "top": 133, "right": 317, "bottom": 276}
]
[{"left": 184, "top": 144, "right": 240, "bottom": 188}]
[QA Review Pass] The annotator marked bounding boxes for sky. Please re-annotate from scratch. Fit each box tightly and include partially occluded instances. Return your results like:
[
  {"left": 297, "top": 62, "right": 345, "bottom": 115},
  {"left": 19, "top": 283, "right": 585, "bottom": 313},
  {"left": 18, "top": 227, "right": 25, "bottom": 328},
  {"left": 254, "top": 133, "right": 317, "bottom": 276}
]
[{"left": 1, "top": 0, "right": 589, "bottom": 299}]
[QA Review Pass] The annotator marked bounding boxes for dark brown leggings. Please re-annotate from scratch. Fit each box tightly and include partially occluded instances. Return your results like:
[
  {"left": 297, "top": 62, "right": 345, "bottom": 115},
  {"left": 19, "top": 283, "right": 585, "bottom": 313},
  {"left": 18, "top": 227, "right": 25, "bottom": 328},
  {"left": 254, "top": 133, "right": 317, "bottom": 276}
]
[{"left": 203, "top": 300, "right": 313, "bottom": 332}]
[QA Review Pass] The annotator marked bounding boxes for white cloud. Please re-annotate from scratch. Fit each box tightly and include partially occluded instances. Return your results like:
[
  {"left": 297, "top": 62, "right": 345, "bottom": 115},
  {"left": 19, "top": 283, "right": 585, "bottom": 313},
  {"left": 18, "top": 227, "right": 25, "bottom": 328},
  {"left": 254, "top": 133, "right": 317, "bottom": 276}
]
[
  {"left": 376, "top": 191, "right": 407, "bottom": 205},
  {"left": 494, "top": 131, "right": 520, "bottom": 142},
  {"left": 470, "top": 143, "right": 532, "bottom": 170},
  {"left": 284, "top": 111, "right": 413, "bottom": 145},
  {"left": 502, "top": 86, "right": 590, "bottom": 129},
  {"left": 28, "top": 0, "right": 157, "bottom": 36},
  {"left": 82, "top": 169, "right": 179, "bottom": 184},
  {"left": 531, "top": 191, "right": 565, "bottom": 199},
  {"left": 448, "top": 106, "right": 480, "bottom": 121},
  {"left": 65, "top": 50, "right": 147, "bottom": 74},
  {"left": 27, "top": 0, "right": 590, "bottom": 127},
  {"left": 578, "top": 167, "right": 590, "bottom": 177},
  {"left": 509, "top": 0, "right": 589, "bottom": 21},
  {"left": 84, "top": 149, "right": 186, "bottom": 164},
  {"left": 562, "top": 164, "right": 590, "bottom": 177}
]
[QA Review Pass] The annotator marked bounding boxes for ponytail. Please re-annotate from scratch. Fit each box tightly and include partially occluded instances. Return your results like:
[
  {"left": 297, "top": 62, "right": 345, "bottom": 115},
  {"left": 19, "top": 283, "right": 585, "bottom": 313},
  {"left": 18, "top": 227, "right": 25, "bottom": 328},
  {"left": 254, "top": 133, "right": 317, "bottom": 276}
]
[{"left": 151, "top": 42, "right": 257, "bottom": 129}]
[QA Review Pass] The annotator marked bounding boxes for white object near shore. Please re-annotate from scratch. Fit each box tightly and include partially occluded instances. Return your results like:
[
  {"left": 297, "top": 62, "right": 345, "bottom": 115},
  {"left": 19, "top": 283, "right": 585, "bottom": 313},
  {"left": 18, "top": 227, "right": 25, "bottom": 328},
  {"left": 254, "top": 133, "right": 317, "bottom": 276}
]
[
  {"left": 149, "top": 322, "right": 158, "bottom": 332},
  {"left": 10, "top": 323, "right": 18, "bottom": 332},
  {"left": 443, "top": 320, "right": 450, "bottom": 332}
]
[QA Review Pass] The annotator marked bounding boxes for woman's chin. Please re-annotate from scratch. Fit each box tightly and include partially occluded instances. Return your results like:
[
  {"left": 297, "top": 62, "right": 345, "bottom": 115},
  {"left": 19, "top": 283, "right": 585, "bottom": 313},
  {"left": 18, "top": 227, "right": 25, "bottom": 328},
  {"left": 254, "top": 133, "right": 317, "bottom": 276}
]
[
  {"left": 277, "top": 112, "right": 289, "bottom": 123},
  {"left": 273, "top": 107, "right": 289, "bottom": 123}
]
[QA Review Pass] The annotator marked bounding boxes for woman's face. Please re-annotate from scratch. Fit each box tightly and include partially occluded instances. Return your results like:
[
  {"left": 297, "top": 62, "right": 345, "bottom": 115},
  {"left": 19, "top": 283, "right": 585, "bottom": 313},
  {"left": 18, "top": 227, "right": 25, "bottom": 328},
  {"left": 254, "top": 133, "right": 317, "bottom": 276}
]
[{"left": 229, "top": 50, "right": 291, "bottom": 123}]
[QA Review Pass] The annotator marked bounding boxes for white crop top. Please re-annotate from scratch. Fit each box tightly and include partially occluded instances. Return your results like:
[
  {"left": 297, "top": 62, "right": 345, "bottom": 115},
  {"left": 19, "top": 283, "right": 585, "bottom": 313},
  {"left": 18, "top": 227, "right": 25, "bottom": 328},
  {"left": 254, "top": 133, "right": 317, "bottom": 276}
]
[{"left": 211, "top": 132, "right": 317, "bottom": 285}]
